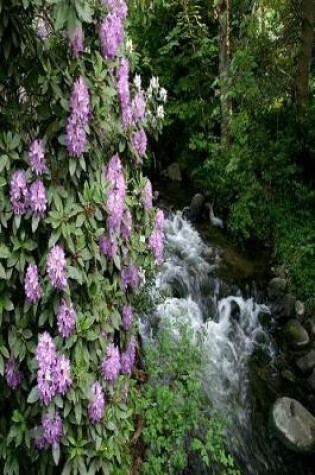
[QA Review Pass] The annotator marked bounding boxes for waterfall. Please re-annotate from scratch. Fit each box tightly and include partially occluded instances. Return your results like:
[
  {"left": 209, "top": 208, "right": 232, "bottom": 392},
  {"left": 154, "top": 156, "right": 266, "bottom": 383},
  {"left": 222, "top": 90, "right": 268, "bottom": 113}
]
[{"left": 141, "top": 212, "right": 292, "bottom": 474}]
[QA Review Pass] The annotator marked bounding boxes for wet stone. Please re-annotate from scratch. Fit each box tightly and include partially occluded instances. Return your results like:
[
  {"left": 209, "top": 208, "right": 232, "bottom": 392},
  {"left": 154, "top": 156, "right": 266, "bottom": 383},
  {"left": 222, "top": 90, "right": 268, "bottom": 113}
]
[
  {"left": 285, "top": 320, "right": 310, "bottom": 348},
  {"left": 268, "top": 278, "right": 287, "bottom": 301},
  {"left": 296, "top": 350, "right": 315, "bottom": 374},
  {"left": 272, "top": 397, "right": 315, "bottom": 452}
]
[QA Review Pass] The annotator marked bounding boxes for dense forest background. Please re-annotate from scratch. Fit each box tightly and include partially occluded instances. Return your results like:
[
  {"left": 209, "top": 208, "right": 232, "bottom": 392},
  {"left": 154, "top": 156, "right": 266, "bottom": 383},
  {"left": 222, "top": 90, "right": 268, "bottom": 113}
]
[{"left": 128, "top": 0, "right": 315, "bottom": 304}]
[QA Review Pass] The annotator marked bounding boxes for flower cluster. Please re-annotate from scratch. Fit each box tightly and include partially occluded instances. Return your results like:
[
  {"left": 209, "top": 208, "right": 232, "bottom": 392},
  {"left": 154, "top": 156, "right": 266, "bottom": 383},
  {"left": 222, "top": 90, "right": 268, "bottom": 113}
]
[
  {"left": 149, "top": 208, "right": 165, "bottom": 264},
  {"left": 105, "top": 0, "right": 128, "bottom": 19},
  {"left": 121, "top": 304, "right": 133, "bottom": 330},
  {"left": 68, "top": 27, "right": 84, "bottom": 58},
  {"left": 36, "top": 332, "right": 72, "bottom": 405},
  {"left": 99, "top": 234, "right": 118, "bottom": 259},
  {"left": 5, "top": 359, "right": 22, "bottom": 390},
  {"left": 66, "top": 76, "right": 90, "bottom": 157},
  {"left": 131, "top": 91, "right": 146, "bottom": 123},
  {"left": 117, "top": 57, "right": 132, "bottom": 129},
  {"left": 41, "top": 413, "right": 63, "bottom": 448},
  {"left": 29, "top": 180, "right": 47, "bottom": 216},
  {"left": 121, "top": 263, "right": 140, "bottom": 291},
  {"left": 121, "top": 337, "right": 136, "bottom": 375},
  {"left": 10, "top": 170, "right": 29, "bottom": 216},
  {"left": 142, "top": 180, "right": 153, "bottom": 210},
  {"left": 25, "top": 264, "right": 42, "bottom": 304},
  {"left": 100, "top": 13, "right": 124, "bottom": 60},
  {"left": 57, "top": 300, "right": 76, "bottom": 338},
  {"left": 101, "top": 344, "right": 121, "bottom": 382},
  {"left": 132, "top": 128, "right": 147, "bottom": 162},
  {"left": 28, "top": 140, "right": 46, "bottom": 176},
  {"left": 47, "top": 245, "right": 67, "bottom": 290},
  {"left": 121, "top": 209, "right": 132, "bottom": 241},
  {"left": 88, "top": 381, "right": 105, "bottom": 424},
  {"left": 11, "top": 141, "right": 48, "bottom": 218},
  {"left": 105, "top": 154, "right": 126, "bottom": 232}
]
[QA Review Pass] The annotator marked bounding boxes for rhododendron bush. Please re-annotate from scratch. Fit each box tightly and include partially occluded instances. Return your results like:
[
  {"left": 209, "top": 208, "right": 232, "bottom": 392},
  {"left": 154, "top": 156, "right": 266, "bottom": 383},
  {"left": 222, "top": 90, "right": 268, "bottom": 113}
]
[{"left": 0, "top": 1, "right": 165, "bottom": 473}]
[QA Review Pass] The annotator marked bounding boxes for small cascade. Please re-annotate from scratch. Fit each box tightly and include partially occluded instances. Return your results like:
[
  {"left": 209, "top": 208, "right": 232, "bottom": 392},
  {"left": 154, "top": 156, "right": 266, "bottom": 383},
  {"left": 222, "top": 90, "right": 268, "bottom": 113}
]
[{"left": 141, "top": 212, "right": 296, "bottom": 474}]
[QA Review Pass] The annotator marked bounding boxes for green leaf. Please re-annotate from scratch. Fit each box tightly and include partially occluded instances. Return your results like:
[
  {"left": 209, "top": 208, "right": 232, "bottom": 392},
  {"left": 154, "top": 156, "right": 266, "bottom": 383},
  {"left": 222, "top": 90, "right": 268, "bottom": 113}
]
[
  {"left": 0, "top": 263, "right": 6, "bottom": 280},
  {"left": 52, "top": 444, "right": 61, "bottom": 465},
  {"left": 0, "top": 244, "right": 9, "bottom": 259},
  {"left": 75, "top": 402, "right": 82, "bottom": 425},
  {"left": 32, "top": 216, "right": 40, "bottom": 233},
  {"left": 27, "top": 387, "right": 39, "bottom": 404},
  {"left": 113, "top": 254, "right": 121, "bottom": 271},
  {"left": 69, "top": 159, "right": 76, "bottom": 177},
  {"left": 68, "top": 266, "right": 83, "bottom": 285}
]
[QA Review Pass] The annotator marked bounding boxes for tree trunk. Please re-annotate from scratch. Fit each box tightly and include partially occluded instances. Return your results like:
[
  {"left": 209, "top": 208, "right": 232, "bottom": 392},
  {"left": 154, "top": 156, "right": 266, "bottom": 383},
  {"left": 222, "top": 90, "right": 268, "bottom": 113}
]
[
  {"left": 216, "top": 0, "right": 232, "bottom": 146},
  {"left": 296, "top": 0, "right": 314, "bottom": 122}
]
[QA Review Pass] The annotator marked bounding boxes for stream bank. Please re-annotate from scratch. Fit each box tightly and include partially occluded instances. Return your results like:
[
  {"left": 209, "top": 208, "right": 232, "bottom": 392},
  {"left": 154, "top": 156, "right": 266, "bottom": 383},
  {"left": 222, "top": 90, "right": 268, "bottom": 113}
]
[{"left": 143, "top": 178, "right": 315, "bottom": 474}]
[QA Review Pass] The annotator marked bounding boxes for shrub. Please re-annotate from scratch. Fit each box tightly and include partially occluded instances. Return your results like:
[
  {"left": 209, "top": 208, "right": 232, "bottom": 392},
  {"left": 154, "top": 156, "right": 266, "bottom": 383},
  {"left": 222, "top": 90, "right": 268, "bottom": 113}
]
[{"left": 0, "top": 1, "right": 166, "bottom": 473}]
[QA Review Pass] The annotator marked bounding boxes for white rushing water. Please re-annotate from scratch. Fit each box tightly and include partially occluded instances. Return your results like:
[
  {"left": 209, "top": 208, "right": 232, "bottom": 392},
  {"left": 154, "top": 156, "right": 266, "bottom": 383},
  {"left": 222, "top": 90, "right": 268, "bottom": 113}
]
[{"left": 141, "top": 212, "right": 289, "bottom": 474}]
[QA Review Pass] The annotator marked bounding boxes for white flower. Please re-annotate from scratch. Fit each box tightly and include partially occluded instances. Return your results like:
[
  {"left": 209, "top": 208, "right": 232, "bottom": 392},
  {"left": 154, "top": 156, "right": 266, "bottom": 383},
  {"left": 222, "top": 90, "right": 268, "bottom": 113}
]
[
  {"left": 159, "top": 87, "right": 167, "bottom": 103},
  {"left": 156, "top": 105, "right": 165, "bottom": 120},
  {"left": 150, "top": 76, "right": 159, "bottom": 90},
  {"left": 146, "top": 85, "right": 153, "bottom": 99},
  {"left": 134, "top": 74, "right": 141, "bottom": 91}
]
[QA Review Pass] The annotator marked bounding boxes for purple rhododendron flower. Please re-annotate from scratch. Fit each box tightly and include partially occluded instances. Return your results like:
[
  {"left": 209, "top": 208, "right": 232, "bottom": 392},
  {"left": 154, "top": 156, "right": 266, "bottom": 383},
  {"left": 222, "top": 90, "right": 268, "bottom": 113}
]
[
  {"left": 101, "top": 344, "right": 121, "bottom": 381},
  {"left": 47, "top": 245, "right": 67, "bottom": 290},
  {"left": 70, "top": 76, "right": 90, "bottom": 123},
  {"left": 120, "top": 337, "right": 136, "bottom": 375},
  {"left": 36, "top": 332, "right": 57, "bottom": 369},
  {"left": 149, "top": 229, "right": 164, "bottom": 264},
  {"left": 29, "top": 179, "right": 47, "bottom": 216},
  {"left": 25, "top": 264, "right": 42, "bottom": 304},
  {"left": 28, "top": 140, "right": 46, "bottom": 175},
  {"left": 105, "top": 0, "right": 128, "bottom": 19},
  {"left": 155, "top": 209, "right": 165, "bottom": 231},
  {"left": 53, "top": 355, "right": 72, "bottom": 395},
  {"left": 10, "top": 170, "right": 29, "bottom": 216},
  {"left": 132, "top": 128, "right": 147, "bottom": 158},
  {"left": 88, "top": 381, "right": 105, "bottom": 423},
  {"left": 5, "top": 359, "right": 22, "bottom": 390},
  {"left": 42, "top": 413, "right": 63, "bottom": 448},
  {"left": 100, "top": 13, "right": 124, "bottom": 60},
  {"left": 121, "top": 209, "right": 132, "bottom": 240},
  {"left": 36, "top": 332, "right": 72, "bottom": 404},
  {"left": 99, "top": 234, "right": 118, "bottom": 259},
  {"left": 68, "top": 27, "right": 84, "bottom": 58},
  {"left": 66, "top": 76, "right": 90, "bottom": 157},
  {"left": 121, "top": 263, "right": 140, "bottom": 291},
  {"left": 57, "top": 300, "right": 76, "bottom": 338},
  {"left": 66, "top": 114, "right": 87, "bottom": 157},
  {"left": 142, "top": 180, "right": 153, "bottom": 210},
  {"left": 117, "top": 57, "right": 132, "bottom": 129},
  {"left": 105, "top": 154, "right": 126, "bottom": 232},
  {"left": 121, "top": 304, "right": 133, "bottom": 330},
  {"left": 131, "top": 92, "right": 146, "bottom": 122}
]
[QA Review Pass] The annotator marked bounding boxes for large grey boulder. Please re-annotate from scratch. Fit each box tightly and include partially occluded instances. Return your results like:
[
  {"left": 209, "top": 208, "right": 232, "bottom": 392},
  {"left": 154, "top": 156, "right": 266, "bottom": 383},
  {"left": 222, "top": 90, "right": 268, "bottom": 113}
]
[
  {"left": 272, "top": 397, "right": 315, "bottom": 452},
  {"left": 185, "top": 193, "right": 205, "bottom": 223}
]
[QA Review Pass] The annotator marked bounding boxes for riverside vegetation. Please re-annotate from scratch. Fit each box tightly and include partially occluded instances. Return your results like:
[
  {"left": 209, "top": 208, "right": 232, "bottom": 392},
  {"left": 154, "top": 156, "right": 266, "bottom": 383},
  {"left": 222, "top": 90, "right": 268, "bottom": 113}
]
[{"left": 0, "top": 1, "right": 238, "bottom": 474}]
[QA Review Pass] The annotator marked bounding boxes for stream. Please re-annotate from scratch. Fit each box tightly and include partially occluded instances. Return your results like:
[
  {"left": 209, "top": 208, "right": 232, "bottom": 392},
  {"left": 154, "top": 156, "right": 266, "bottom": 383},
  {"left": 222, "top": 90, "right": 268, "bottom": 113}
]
[{"left": 141, "top": 204, "right": 312, "bottom": 474}]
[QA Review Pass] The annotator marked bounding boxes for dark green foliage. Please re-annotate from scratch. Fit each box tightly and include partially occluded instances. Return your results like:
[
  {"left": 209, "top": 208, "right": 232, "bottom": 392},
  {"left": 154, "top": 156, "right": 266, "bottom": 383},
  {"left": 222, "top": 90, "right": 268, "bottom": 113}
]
[{"left": 128, "top": 0, "right": 218, "bottom": 171}]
